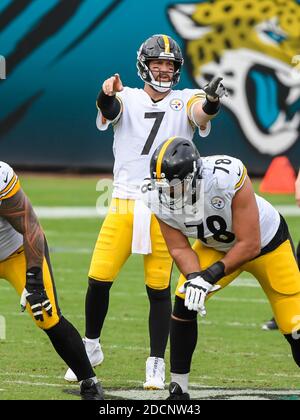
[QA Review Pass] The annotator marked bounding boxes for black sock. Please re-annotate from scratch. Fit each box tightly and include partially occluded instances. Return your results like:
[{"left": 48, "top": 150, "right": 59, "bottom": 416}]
[
  {"left": 284, "top": 332, "right": 300, "bottom": 367},
  {"left": 170, "top": 317, "right": 198, "bottom": 374},
  {"left": 45, "top": 317, "right": 95, "bottom": 381},
  {"left": 146, "top": 285, "right": 171, "bottom": 359},
  {"left": 85, "top": 278, "right": 112, "bottom": 339},
  {"left": 170, "top": 297, "right": 198, "bottom": 374}
]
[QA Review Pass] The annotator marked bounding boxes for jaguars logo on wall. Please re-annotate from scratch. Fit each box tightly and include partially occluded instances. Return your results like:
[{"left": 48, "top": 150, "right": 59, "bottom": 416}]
[{"left": 168, "top": 0, "right": 300, "bottom": 155}]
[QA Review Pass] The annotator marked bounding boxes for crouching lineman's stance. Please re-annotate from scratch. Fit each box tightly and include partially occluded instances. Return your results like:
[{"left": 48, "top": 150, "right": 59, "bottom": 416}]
[
  {"left": 143, "top": 137, "right": 300, "bottom": 400},
  {"left": 0, "top": 162, "right": 103, "bottom": 400},
  {"left": 65, "top": 34, "right": 227, "bottom": 388}
]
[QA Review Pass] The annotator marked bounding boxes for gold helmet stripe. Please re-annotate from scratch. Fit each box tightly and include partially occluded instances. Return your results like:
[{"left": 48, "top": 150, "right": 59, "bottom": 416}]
[
  {"left": 156, "top": 136, "right": 177, "bottom": 179},
  {"left": 162, "top": 35, "right": 170, "bottom": 53}
]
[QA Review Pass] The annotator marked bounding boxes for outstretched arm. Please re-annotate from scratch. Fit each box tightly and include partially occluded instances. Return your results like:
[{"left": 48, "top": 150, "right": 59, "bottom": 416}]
[
  {"left": 96, "top": 73, "right": 123, "bottom": 121},
  {"left": 190, "top": 76, "right": 227, "bottom": 128}
]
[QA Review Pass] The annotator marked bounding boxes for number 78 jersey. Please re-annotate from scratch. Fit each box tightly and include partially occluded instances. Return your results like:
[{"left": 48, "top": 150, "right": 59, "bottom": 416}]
[
  {"left": 97, "top": 87, "right": 209, "bottom": 199},
  {"left": 144, "top": 156, "right": 280, "bottom": 253}
]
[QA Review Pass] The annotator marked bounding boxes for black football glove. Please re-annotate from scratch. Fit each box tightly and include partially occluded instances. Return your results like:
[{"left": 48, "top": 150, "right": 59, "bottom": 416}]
[
  {"left": 20, "top": 267, "right": 52, "bottom": 322},
  {"left": 203, "top": 76, "right": 228, "bottom": 100}
]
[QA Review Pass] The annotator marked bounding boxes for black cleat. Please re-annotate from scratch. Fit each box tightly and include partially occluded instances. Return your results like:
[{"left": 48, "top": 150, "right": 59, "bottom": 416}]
[
  {"left": 166, "top": 382, "right": 190, "bottom": 400},
  {"left": 80, "top": 379, "right": 104, "bottom": 400},
  {"left": 261, "top": 317, "right": 278, "bottom": 331}
]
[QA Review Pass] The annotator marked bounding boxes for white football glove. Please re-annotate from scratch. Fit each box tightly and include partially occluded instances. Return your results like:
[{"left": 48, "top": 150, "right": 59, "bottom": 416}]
[{"left": 178, "top": 276, "right": 221, "bottom": 316}]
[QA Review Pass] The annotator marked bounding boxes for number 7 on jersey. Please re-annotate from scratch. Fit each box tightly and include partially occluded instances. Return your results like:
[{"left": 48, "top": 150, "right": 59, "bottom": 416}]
[{"left": 141, "top": 112, "right": 165, "bottom": 155}]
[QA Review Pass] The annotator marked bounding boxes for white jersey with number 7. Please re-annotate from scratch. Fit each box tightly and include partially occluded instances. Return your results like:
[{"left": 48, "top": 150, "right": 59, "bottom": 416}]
[{"left": 96, "top": 86, "right": 210, "bottom": 200}]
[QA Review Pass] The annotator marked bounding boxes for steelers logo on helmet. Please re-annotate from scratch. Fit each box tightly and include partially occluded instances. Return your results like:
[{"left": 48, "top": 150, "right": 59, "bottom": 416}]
[
  {"left": 211, "top": 196, "right": 225, "bottom": 210},
  {"left": 136, "top": 34, "right": 184, "bottom": 93}
]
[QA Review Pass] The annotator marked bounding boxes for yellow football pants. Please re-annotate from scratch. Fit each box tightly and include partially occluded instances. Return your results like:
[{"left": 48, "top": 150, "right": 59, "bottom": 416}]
[
  {"left": 176, "top": 239, "right": 300, "bottom": 335},
  {"left": 0, "top": 246, "right": 60, "bottom": 330},
  {"left": 89, "top": 198, "right": 173, "bottom": 290}
]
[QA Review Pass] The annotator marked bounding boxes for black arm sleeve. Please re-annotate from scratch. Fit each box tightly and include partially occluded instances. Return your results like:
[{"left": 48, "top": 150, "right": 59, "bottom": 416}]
[{"left": 96, "top": 89, "right": 121, "bottom": 120}]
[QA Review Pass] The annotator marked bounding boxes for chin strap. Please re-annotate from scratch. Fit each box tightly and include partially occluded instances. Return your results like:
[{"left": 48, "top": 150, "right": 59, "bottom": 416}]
[
  {"left": 148, "top": 82, "right": 171, "bottom": 93},
  {"left": 147, "top": 69, "right": 173, "bottom": 93}
]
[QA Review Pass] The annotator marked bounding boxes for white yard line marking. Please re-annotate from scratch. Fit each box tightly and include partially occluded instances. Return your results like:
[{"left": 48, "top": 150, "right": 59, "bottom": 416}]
[
  {"left": 35, "top": 207, "right": 106, "bottom": 219},
  {"left": 0, "top": 277, "right": 261, "bottom": 291},
  {"left": 213, "top": 296, "right": 267, "bottom": 304},
  {"left": 275, "top": 205, "right": 300, "bottom": 216},
  {"left": 3, "top": 380, "right": 77, "bottom": 388},
  {"left": 0, "top": 374, "right": 277, "bottom": 387},
  {"left": 49, "top": 247, "right": 92, "bottom": 254},
  {"left": 3, "top": 312, "right": 267, "bottom": 328},
  {"left": 229, "top": 278, "right": 259, "bottom": 288},
  {"left": 0, "top": 372, "right": 63, "bottom": 380},
  {"left": 34, "top": 205, "right": 300, "bottom": 219}
]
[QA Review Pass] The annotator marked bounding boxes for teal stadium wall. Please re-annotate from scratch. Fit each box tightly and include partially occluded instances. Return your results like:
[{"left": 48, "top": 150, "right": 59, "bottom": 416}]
[{"left": 0, "top": 0, "right": 299, "bottom": 174}]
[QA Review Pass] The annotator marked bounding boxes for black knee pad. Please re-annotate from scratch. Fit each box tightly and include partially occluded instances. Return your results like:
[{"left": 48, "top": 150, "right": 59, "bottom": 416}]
[
  {"left": 173, "top": 296, "right": 197, "bottom": 320},
  {"left": 146, "top": 285, "right": 171, "bottom": 301},
  {"left": 88, "top": 277, "right": 113, "bottom": 291}
]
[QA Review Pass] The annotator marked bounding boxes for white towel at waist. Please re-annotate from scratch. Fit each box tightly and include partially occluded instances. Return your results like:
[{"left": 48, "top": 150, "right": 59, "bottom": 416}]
[{"left": 131, "top": 199, "right": 152, "bottom": 254}]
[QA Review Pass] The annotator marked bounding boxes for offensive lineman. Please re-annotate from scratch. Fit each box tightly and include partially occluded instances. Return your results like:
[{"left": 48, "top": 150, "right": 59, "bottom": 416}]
[
  {"left": 0, "top": 162, "right": 103, "bottom": 400},
  {"left": 144, "top": 137, "right": 300, "bottom": 399},
  {"left": 64, "top": 34, "right": 227, "bottom": 388}
]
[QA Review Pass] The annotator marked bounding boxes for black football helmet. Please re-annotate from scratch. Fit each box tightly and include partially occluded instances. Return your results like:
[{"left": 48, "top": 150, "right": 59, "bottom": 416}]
[
  {"left": 150, "top": 137, "right": 202, "bottom": 209},
  {"left": 137, "top": 34, "right": 184, "bottom": 92}
]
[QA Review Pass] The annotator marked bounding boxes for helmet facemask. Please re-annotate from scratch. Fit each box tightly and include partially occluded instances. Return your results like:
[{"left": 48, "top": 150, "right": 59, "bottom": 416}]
[
  {"left": 155, "top": 161, "right": 200, "bottom": 211},
  {"left": 145, "top": 59, "right": 181, "bottom": 93}
]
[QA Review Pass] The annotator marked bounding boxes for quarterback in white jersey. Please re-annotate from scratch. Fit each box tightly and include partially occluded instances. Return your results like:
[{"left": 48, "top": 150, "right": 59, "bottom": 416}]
[
  {"left": 98, "top": 86, "right": 211, "bottom": 198},
  {"left": 65, "top": 34, "right": 227, "bottom": 388},
  {"left": 144, "top": 137, "right": 300, "bottom": 400},
  {"left": 0, "top": 162, "right": 104, "bottom": 399}
]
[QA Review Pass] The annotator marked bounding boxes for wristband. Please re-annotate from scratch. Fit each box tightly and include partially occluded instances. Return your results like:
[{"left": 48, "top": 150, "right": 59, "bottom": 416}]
[
  {"left": 200, "top": 261, "right": 225, "bottom": 284},
  {"left": 202, "top": 97, "right": 220, "bottom": 115},
  {"left": 96, "top": 89, "right": 121, "bottom": 120}
]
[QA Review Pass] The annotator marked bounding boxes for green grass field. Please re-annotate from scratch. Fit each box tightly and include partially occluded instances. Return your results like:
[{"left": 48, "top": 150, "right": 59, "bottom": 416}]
[{"left": 0, "top": 175, "right": 299, "bottom": 400}]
